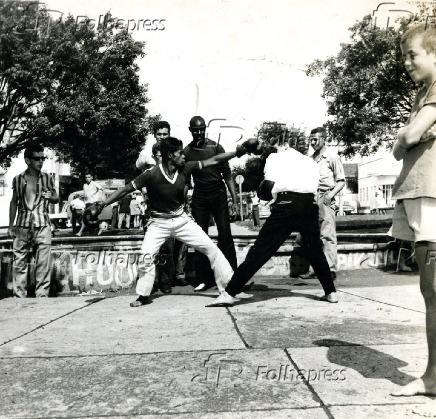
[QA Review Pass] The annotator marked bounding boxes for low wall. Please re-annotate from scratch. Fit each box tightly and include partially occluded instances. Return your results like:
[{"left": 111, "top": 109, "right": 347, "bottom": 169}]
[{"left": 0, "top": 234, "right": 406, "bottom": 294}]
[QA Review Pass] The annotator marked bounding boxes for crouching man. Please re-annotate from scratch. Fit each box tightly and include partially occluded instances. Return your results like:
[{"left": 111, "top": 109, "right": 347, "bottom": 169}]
[{"left": 88, "top": 136, "right": 260, "bottom": 307}]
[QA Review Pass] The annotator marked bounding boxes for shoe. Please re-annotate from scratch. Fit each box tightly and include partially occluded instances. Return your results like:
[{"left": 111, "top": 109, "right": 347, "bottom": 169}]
[
  {"left": 174, "top": 276, "right": 189, "bottom": 286},
  {"left": 159, "top": 283, "right": 172, "bottom": 294},
  {"left": 130, "top": 295, "right": 151, "bottom": 307},
  {"left": 331, "top": 271, "right": 337, "bottom": 281},
  {"left": 206, "top": 292, "right": 239, "bottom": 307},
  {"left": 320, "top": 292, "right": 338, "bottom": 303},
  {"left": 194, "top": 283, "right": 213, "bottom": 292},
  {"left": 299, "top": 271, "right": 317, "bottom": 279}
]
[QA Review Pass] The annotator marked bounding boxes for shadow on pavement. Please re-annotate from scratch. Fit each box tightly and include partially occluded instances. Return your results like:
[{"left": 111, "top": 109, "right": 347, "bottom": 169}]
[{"left": 313, "top": 338, "right": 416, "bottom": 386}]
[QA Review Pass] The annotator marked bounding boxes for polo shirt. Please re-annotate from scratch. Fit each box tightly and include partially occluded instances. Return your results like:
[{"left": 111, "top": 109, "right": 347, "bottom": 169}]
[{"left": 131, "top": 161, "right": 202, "bottom": 218}]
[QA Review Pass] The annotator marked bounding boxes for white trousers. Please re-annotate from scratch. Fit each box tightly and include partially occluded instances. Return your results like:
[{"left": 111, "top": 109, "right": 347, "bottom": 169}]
[{"left": 136, "top": 213, "right": 234, "bottom": 296}]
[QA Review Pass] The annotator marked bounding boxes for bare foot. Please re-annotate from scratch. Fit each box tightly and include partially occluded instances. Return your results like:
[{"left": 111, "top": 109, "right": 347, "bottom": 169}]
[
  {"left": 76, "top": 232, "right": 82, "bottom": 237},
  {"left": 130, "top": 296, "right": 151, "bottom": 307},
  {"left": 399, "top": 263, "right": 412, "bottom": 272},
  {"left": 391, "top": 378, "right": 436, "bottom": 397},
  {"left": 206, "top": 292, "right": 239, "bottom": 307},
  {"left": 412, "top": 402, "right": 436, "bottom": 417},
  {"left": 321, "top": 292, "right": 338, "bottom": 303},
  {"left": 235, "top": 292, "right": 253, "bottom": 299}
]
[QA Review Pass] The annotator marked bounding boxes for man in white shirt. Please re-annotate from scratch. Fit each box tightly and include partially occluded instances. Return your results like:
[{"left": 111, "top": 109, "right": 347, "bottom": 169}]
[
  {"left": 207, "top": 134, "right": 338, "bottom": 307},
  {"left": 70, "top": 195, "right": 86, "bottom": 235}
]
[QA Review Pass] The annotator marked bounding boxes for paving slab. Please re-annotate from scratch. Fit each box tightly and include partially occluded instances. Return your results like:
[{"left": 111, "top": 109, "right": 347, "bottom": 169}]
[
  {"left": 0, "top": 295, "right": 245, "bottom": 357},
  {"left": 340, "top": 284, "right": 425, "bottom": 313},
  {"left": 228, "top": 289, "right": 425, "bottom": 348},
  {"left": 330, "top": 405, "right": 434, "bottom": 419},
  {"left": 288, "top": 343, "right": 430, "bottom": 406},
  {"left": 0, "top": 349, "right": 322, "bottom": 418},
  {"left": 83, "top": 408, "right": 329, "bottom": 419},
  {"left": 0, "top": 298, "right": 95, "bottom": 345}
]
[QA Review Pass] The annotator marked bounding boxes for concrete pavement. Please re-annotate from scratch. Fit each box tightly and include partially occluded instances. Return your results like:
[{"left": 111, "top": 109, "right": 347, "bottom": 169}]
[{"left": 0, "top": 268, "right": 434, "bottom": 419}]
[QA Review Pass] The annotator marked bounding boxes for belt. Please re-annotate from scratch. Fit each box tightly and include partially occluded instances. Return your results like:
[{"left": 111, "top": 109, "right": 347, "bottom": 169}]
[{"left": 276, "top": 191, "right": 314, "bottom": 203}]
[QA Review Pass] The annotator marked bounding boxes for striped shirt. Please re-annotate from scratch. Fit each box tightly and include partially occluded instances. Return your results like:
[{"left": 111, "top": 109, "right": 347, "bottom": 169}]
[{"left": 12, "top": 171, "right": 55, "bottom": 227}]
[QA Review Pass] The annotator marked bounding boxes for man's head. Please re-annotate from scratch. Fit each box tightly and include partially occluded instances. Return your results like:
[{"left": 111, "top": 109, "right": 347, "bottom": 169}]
[
  {"left": 189, "top": 116, "right": 207, "bottom": 145},
  {"left": 85, "top": 173, "right": 93, "bottom": 184},
  {"left": 24, "top": 143, "right": 45, "bottom": 172},
  {"left": 153, "top": 121, "right": 171, "bottom": 142},
  {"left": 309, "top": 127, "right": 326, "bottom": 153},
  {"left": 159, "top": 137, "right": 185, "bottom": 169},
  {"left": 151, "top": 143, "right": 162, "bottom": 165},
  {"left": 401, "top": 24, "right": 436, "bottom": 85}
]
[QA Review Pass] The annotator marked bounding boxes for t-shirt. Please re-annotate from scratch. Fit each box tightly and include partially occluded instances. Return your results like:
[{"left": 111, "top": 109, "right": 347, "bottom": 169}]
[
  {"left": 131, "top": 162, "right": 201, "bottom": 217},
  {"left": 393, "top": 82, "right": 436, "bottom": 199},
  {"left": 83, "top": 181, "right": 102, "bottom": 204},
  {"left": 264, "top": 148, "right": 319, "bottom": 195},
  {"left": 183, "top": 139, "right": 231, "bottom": 192}
]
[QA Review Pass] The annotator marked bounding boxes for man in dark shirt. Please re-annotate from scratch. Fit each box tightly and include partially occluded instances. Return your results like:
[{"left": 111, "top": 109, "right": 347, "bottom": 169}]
[
  {"left": 93, "top": 136, "right": 251, "bottom": 307},
  {"left": 183, "top": 116, "right": 239, "bottom": 291}
]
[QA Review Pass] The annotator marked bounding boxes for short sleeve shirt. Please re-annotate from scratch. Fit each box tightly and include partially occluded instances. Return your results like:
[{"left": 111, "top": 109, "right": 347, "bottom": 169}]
[
  {"left": 313, "top": 147, "right": 345, "bottom": 192},
  {"left": 393, "top": 83, "right": 436, "bottom": 199},
  {"left": 131, "top": 162, "right": 201, "bottom": 217},
  {"left": 83, "top": 181, "right": 102, "bottom": 204}
]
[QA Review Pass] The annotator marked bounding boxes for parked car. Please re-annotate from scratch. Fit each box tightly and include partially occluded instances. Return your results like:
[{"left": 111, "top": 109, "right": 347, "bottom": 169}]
[
  {"left": 49, "top": 202, "right": 69, "bottom": 229},
  {"left": 335, "top": 202, "right": 357, "bottom": 216}
]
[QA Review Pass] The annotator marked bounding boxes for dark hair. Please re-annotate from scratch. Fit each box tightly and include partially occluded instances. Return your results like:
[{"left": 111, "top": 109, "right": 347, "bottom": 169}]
[
  {"left": 151, "top": 142, "right": 161, "bottom": 157},
  {"left": 85, "top": 173, "right": 94, "bottom": 178},
  {"left": 189, "top": 115, "right": 206, "bottom": 128},
  {"left": 310, "top": 127, "right": 326, "bottom": 137},
  {"left": 24, "top": 143, "right": 44, "bottom": 159},
  {"left": 153, "top": 121, "right": 171, "bottom": 135},
  {"left": 159, "top": 137, "right": 183, "bottom": 162}
]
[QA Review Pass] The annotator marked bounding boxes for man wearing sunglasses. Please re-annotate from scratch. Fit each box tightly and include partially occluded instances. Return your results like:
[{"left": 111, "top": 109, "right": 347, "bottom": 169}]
[{"left": 8, "top": 143, "right": 59, "bottom": 298}]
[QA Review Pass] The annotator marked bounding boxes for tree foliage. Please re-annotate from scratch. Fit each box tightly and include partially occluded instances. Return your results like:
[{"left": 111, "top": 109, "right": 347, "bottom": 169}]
[
  {"left": 0, "top": 1, "right": 154, "bottom": 178},
  {"left": 232, "top": 122, "right": 306, "bottom": 192},
  {"left": 306, "top": 4, "right": 436, "bottom": 156}
]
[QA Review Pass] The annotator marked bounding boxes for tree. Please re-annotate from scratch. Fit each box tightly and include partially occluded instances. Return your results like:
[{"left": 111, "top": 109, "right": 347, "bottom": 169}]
[
  {"left": 0, "top": 1, "right": 154, "bottom": 178},
  {"left": 232, "top": 122, "right": 306, "bottom": 192},
  {"left": 305, "top": 5, "right": 436, "bottom": 156}
]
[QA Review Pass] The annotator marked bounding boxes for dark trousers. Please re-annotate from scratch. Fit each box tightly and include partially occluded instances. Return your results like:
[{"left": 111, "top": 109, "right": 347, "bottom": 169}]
[
  {"left": 191, "top": 185, "right": 237, "bottom": 286},
  {"left": 252, "top": 205, "right": 260, "bottom": 226},
  {"left": 226, "top": 197, "right": 336, "bottom": 297}
]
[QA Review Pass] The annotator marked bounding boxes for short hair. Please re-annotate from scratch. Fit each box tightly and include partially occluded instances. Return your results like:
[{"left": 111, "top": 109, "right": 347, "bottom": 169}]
[
  {"left": 24, "top": 143, "right": 44, "bottom": 159},
  {"left": 159, "top": 137, "right": 183, "bottom": 162},
  {"left": 189, "top": 116, "right": 206, "bottom": 128},
  {"left": 85, "top": 173, "right": 93, "bottom": 178},
  {"left": 151, "top": 142, "right": 161, "bottom": 157},
  {"left": 401, "top": 23, "right": 436, "bottom": 53},
  {"left": 153, "top": 121, "right": 171, "bottom": 135},
  {"left": 310, "top": 127, "right": 326, "bottom": 137}
]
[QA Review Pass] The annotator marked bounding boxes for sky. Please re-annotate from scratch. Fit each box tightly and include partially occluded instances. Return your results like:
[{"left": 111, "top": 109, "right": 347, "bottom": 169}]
[{"left": 43, "top": 0, "right": 427, "bottom": 151}]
